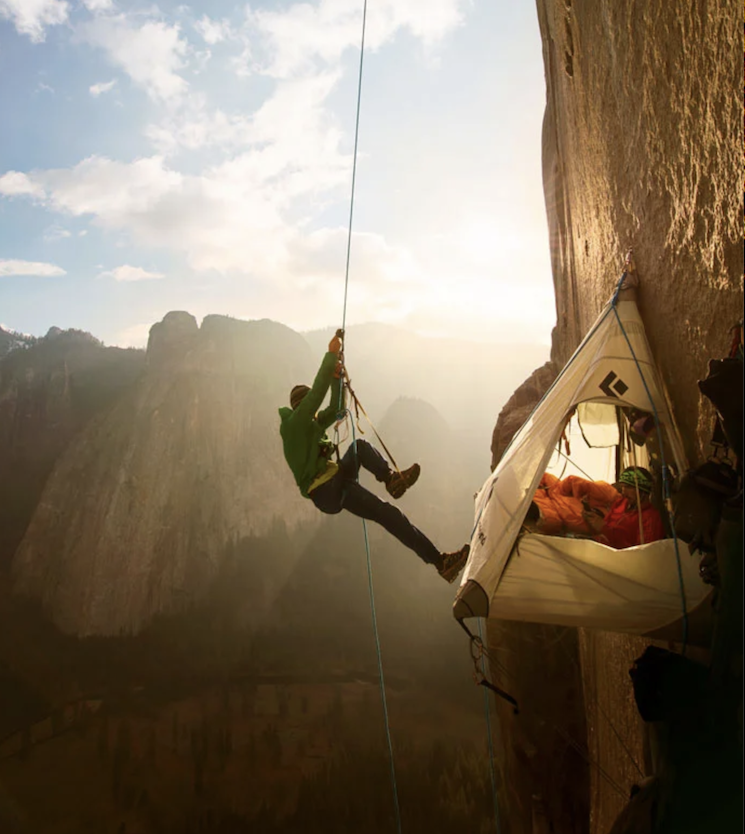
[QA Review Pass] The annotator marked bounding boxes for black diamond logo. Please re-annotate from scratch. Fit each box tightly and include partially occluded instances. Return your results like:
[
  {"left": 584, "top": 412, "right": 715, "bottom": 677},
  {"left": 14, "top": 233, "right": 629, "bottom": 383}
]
[{"left": 600, "top": 371, "right": 629, "bottom": 398}]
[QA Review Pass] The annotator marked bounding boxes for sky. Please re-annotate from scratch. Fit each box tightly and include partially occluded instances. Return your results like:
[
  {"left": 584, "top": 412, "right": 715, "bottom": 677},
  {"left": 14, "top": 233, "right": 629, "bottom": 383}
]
[{"left": 0, "top": 0, "right": 556, "bottom": 349}]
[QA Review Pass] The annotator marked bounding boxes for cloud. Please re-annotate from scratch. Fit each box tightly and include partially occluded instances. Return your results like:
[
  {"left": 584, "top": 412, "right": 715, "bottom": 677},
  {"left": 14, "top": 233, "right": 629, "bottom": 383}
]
[
  {"left": 43, "top": 225, "right": 72, "bottom": 242},
  {"left": 247, "top": 0, "right": 466, "bottom": 78},
  {"left": 0, "top": 171, "right": 46, "bottom": 198},
  {"left": 2, "top": 150, "right": 352, "bottom": 285},
  {"left": 82, "top": 0, "right": 113, "bottom": 10},
  {"left": 145, "top": 67, "right": 344, "bottom": 158},
  {"left": 78, "top": 13, "right": 189, "bottom": 103},
  {"left": 279, "top": 228, "right": 427, "bottom": 324},
  {"left": 4, "top": 58, "right": 354, "bottom": 266},
  {"left": 0, "top": 87, "right": 343, "bottom": 274},
  {"left": 98, "top": 265, "right": 165, "bottom": 282},
  {"left": 27, "top": 155, "right": 182, "bottom": 217},
  {"left": 0, "top": 258, "right": 66, "bottom": 277},
  {"left": 194, "top": 15, "right": 232, "bottom": 45},
  {"left": 191, "top": 48, "right": 211, "bottom": 74},
  {"left": 0, "top": 0, "right": 68, "bottom": 43},
  {"left": 89, "top": 79, "right": 117, "bottom": 97},
  {"left": 36, "top": 81, "right": 55, "bottom": 93},
  {"left": 1, "top": 1, "right": 467, "bottom": 287},
  {"left": 142, "top": 0, "right": 464, "bottom": 154}
]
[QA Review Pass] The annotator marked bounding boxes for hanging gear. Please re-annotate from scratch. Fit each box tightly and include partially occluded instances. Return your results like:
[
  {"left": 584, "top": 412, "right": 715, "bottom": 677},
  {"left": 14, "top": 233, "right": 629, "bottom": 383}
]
[
  {"left": 629, "top": 645, "right": 710, "bottom": 723},
  {"left": 337, "top": 367, "right": 402, "bottom": 476},
  {"left": 456, "top": 618, "right": 519, "bottom": 713},
  {"left": 698, "top": 320, "right": 744, "bottom": 467}
]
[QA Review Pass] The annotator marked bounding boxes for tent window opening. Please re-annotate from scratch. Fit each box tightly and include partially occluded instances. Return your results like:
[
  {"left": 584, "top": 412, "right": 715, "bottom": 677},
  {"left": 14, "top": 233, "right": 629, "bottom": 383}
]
[
  {"left": 533, "top": 403, "right": 668, "bottom": 548},
  {"left": 545, "top": 408, "right": 617, "bottom": 484}
]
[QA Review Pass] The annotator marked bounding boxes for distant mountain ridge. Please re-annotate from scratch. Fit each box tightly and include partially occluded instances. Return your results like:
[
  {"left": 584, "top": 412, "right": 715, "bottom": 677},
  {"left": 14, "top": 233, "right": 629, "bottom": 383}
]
[
  {"left": 0, "top": 324, "right": 38, "bottom": 358},
  {"left": 2, "top": 311, "right": 547, "bottom": 636},
  {"left": 0, "top": 326, "right": 145, "bottom": 570},
  {"left": 11, "top": 313, "right": 319, "bottom": 635}
]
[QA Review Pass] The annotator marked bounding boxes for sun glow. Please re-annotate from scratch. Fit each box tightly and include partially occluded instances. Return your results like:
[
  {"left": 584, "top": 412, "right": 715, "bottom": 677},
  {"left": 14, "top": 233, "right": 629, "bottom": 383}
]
[{"left": 457, "top": 218, "right": 504, "bottom": 266}]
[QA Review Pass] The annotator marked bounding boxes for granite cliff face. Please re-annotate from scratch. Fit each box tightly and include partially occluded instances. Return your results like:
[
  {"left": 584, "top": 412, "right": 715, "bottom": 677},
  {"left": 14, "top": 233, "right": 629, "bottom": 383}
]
[
  {"left": 486, "top": 5, "right": 743, "bottom": 832},
  {"left": 535, "top": 0, "right": 743, "bottom": 463},
  {"left": 7, "top": 314, "right": 527, "bottom": 640},
  {"left": 490, "top": 361, "right": 557, "bottom": 469},
  {"left": 494, "top": 0, "right": 743, "bottom": 469},
  {"left": 0, "top": 329, "right": 144, "bottom": 569},
  {"left": 12, "top": 314, "right": 319, "bottom": 636}
]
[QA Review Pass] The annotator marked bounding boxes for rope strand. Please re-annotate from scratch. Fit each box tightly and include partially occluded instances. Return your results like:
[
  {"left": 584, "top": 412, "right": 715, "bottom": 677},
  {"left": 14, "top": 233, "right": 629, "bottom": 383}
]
[
  {"left": 351, "top": 424, "right": 403, "bottom": 833},
  {"left": 337, "top": 3, "right": 402, "bottom": 831},
  {"left": 477, "top": 618, "right": 503, "bottom": 833},
  {"left": 341, "top": 0, "right": 368, "bottom": 336}
]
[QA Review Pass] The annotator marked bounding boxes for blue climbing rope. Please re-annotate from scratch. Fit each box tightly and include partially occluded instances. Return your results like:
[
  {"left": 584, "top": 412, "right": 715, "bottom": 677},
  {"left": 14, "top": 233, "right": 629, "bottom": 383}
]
[
  {"left": 350, "top": 422, "right": 403, "bottom": 833},
  {"left": 610, "top": 269, "right": 689, "bottom": 654},
  {"left": 335, "top": 2, "right": 403, "bottom": 831},
  {"left": 340, "top": 0, "right": 368, "bottom": 340},
  {"left": 477, "top": 617, "right": 502, "bottom": 833}
]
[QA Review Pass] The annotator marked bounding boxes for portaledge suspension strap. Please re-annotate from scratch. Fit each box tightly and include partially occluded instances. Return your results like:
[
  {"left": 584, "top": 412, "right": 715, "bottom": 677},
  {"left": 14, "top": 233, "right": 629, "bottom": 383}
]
[{"left": 456, "top": 618, "right": 519, "bottom": 714}]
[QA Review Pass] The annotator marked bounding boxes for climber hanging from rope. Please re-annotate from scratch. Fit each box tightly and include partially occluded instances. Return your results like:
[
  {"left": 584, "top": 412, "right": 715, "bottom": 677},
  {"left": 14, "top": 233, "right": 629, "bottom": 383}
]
[{"left": 278, "top": 329, "right": 470, "bottom": 583}]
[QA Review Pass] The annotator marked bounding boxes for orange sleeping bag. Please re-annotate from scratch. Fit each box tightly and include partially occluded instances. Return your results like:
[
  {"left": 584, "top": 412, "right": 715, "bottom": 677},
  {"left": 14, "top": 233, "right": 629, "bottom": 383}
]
[{"left": 532, "top": 474, "right": 619, "bottom": 536}]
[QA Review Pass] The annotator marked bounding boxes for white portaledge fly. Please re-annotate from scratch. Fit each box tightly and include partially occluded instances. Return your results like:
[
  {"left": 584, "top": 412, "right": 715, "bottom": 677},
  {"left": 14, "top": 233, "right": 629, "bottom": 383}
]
[{"left": 454, "top": 279, "right": 712, "bottom": 645}]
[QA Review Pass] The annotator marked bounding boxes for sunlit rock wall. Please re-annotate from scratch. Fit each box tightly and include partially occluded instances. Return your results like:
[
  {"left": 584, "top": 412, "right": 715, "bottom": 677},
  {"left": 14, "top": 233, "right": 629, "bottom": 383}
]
[
  {"left": 534, "top": 0, "right": 743, "bottom": 465},
  {"left": 487, "top": 4, "right": 743, "bottom": 832}
]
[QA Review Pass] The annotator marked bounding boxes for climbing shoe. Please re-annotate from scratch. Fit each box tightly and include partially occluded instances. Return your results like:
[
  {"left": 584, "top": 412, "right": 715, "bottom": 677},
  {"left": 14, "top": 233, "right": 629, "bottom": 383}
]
[
  {"left": 438, "top": 544, "right": 470, "bottom": 584},
  {"left": 385, "top": 463, "right": 421, "bottom": 499}
]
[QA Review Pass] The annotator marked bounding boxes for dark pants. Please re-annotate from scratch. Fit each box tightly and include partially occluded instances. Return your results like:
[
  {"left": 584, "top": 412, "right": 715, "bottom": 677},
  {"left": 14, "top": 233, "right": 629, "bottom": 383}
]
[{"left": 310, "top": 440, "right": 440, "bottom": 565}]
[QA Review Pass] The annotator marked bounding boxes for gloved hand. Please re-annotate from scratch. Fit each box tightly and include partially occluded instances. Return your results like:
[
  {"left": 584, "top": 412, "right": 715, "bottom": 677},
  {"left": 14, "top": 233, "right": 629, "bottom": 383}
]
[{"left": 328, "top": 328, "right": 344, "bottom": 355}]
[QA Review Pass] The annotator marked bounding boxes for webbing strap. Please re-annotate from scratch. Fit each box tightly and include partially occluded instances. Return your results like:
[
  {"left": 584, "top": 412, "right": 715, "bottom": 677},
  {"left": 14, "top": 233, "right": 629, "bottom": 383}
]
[{"left": 343, "top": 374, "right": 400, "bottom": 473}]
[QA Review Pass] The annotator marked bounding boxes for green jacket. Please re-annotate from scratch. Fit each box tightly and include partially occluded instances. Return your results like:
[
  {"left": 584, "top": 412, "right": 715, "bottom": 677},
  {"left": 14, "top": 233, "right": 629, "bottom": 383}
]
[{"left": 278, "top": 351, "right": 345, "bottom": 497}]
